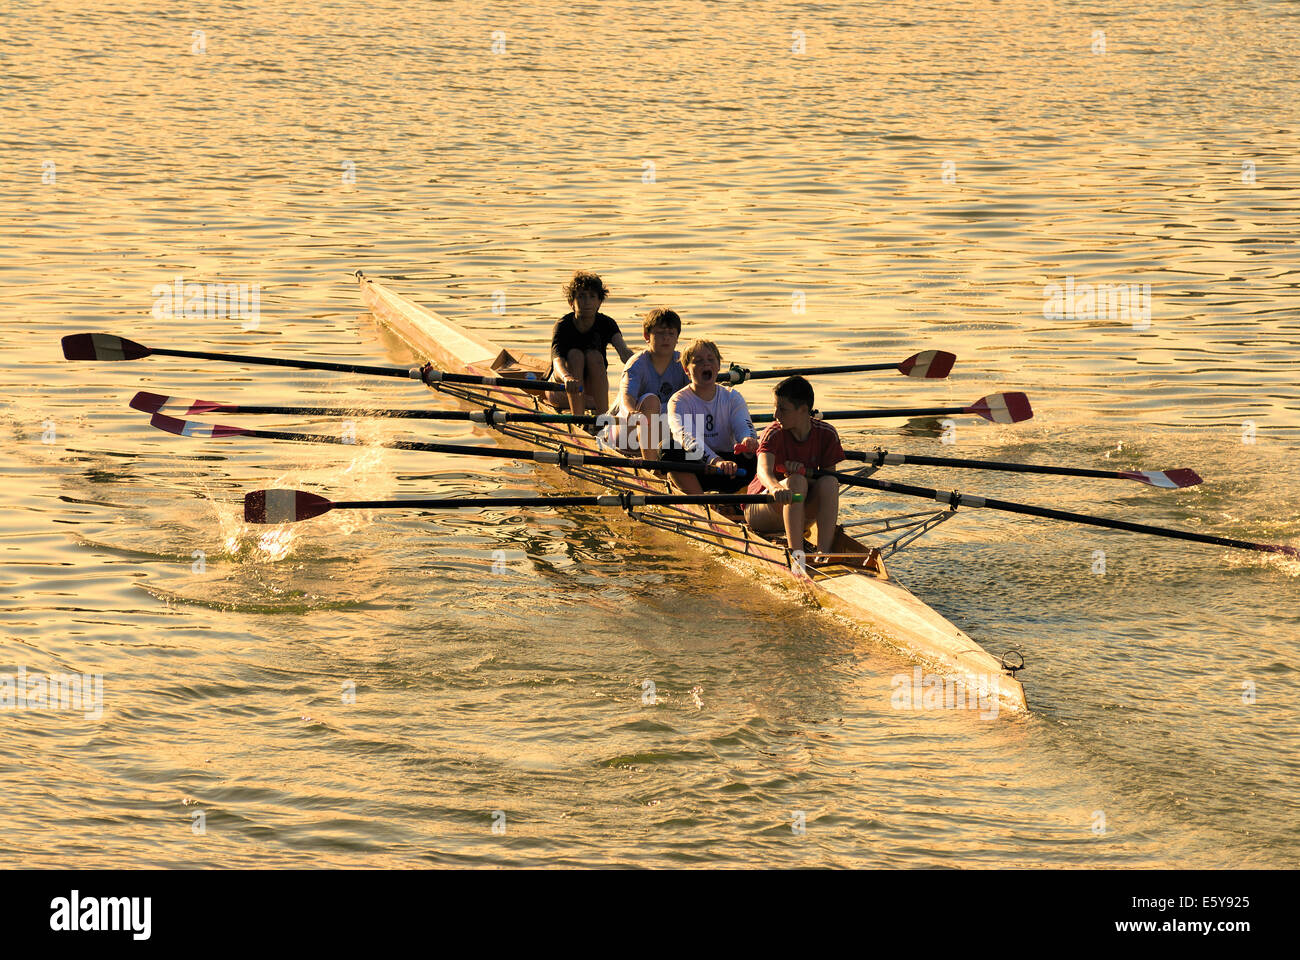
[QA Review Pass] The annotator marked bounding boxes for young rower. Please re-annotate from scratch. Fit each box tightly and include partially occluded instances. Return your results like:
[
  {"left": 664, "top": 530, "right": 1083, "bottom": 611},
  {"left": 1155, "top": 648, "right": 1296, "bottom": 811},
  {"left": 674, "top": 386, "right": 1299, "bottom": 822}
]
[
  {"left": 743, "top": 375, "right": 845, "bottom": 562},
  {"left": 605, "top": 308, "right": 688, "bottom": 460},
  {"left": 546, "top": 271, "right": 635, "bottom": 417},
  {"left": 664, "top": 339, "right": 758, "bottom": 494}
]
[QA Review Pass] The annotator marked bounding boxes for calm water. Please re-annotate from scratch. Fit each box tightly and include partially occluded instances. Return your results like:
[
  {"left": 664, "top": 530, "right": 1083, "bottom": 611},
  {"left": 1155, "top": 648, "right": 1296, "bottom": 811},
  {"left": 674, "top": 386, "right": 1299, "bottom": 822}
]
[{"left": 2, "top": 0, "right": 1298, "bottom": 867}]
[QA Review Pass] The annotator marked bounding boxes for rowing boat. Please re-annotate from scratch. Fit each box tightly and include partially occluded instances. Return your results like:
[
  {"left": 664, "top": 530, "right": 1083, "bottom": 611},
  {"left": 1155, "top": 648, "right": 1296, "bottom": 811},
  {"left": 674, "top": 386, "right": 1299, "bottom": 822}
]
[{"left": 355, "top": 271, "right": 1030, "bottom": 713}]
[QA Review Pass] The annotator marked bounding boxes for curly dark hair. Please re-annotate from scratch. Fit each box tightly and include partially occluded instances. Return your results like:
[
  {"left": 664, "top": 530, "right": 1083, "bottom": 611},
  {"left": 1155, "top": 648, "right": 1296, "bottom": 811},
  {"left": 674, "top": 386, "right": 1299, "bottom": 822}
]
[{"left": 563, "top": 270, "right": 609, "bottom": 304}]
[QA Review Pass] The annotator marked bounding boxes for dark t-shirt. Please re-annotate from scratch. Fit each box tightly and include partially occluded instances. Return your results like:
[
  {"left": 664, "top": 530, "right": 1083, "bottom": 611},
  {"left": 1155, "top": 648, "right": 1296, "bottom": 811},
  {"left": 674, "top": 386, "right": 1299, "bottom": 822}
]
[{"left": 551, "top": 312, "right": 621, "bottom": 367}]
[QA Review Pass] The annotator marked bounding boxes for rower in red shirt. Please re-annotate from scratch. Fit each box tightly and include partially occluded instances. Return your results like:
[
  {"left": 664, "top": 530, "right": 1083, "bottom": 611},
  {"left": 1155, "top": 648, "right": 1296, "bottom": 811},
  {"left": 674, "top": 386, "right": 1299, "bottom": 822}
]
[{"left": 743, "top": 375, "right": 845, "bottom": 565}]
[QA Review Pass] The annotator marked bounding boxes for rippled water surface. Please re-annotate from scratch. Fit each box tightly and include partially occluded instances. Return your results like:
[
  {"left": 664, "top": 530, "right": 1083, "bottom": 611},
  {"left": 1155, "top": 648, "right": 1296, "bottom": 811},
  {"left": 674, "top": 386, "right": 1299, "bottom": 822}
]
[{"left": 1, "top": 0, "right": 1298, "bottom": 867}]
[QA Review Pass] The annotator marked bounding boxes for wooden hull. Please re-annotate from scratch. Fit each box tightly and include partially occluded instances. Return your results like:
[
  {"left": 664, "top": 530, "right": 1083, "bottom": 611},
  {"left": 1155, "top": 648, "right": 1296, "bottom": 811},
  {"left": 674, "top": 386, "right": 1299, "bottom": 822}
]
[{"left": 356, "top": 271, "right": 1028, "bottom": 713}]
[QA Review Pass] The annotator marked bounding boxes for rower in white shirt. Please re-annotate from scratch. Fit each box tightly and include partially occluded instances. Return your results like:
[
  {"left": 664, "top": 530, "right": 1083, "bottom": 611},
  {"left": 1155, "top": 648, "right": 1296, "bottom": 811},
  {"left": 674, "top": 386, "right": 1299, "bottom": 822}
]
[{"left": 663, "top": 339, "right": 759, "bottom": 494}]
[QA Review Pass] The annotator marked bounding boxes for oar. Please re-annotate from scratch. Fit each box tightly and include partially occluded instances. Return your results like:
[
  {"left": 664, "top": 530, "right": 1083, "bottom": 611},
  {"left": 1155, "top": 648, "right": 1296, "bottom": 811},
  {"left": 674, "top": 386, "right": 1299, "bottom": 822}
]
[
  {"left": 752, "top": 392, "right": 1032, "bottom": 425},
  {"left": 130, "top": 391, "right": 597, "bottom": 425},
  {"left": 147, "top": 413, "right": 737, "bottom": 476},
  {"left": 245, "top": 489, "right": 799, "bottom": 524},
  {"left": 820, "top": 470, "right": 1298, "bottom": 557},
  {"left": 847, "top": 449, "right": 1203, "bottom": 489},
  {"left": 720, "top": 350, "right": 955, "bottom": 385},
  {"left": 61, "top": 334, "right": 560, "bottom": 392}
]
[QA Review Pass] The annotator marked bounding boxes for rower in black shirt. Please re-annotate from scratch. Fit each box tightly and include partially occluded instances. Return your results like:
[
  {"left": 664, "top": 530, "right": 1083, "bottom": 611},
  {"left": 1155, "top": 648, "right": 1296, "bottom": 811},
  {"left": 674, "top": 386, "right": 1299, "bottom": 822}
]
[{"left": 547, "top": 271, "right": 634, "bottom": 416}]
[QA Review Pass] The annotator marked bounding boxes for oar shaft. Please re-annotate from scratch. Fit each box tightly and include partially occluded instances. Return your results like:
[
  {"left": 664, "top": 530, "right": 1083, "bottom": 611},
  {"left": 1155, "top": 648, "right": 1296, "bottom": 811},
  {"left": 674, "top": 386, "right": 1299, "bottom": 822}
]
[
  {"left": 188, "top": 403, "right": 593, "bottom": 424},
  {"left": 849, "top": 450, "right": 1131, "bottom": 480},
  {"left": 828, "top": 472, "right": 1296, "bottom": 556},
  {"left": 142, "top": 346, "right": 555, "bottom": 391},
  {"left": 820, "top": 406, "right": 966, "bottom": 420},
  {"left": 147, "top": 346, "right": 412, "bottom": 379},
  {"left": 329, "top": 494, "right": 777, "bottom": 510},
  {"left": 156, "top": 416, "right": 730, "bottom": 475},
  {"left": 720, "top": 350, "right": 955, "bottom": 383},
  {"left": 755, "top": 406, "right": 964, "bottom": 423},
  {"left": 245, "top": 487, "right": 795, "bottom": 522},
  {"left": 739, "top": 362, "right": 896, "bottom": 380},
  {"left": 241, "top": 425, "right": 521, "bottom": 457}
]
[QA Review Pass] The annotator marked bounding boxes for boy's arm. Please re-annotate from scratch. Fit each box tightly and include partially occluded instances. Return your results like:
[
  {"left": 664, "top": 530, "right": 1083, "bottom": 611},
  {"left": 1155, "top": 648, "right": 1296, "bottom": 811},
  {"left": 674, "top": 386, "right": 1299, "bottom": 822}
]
[
  {"left": 550, "top": 320, "right": 576, "bottom": 380},
  {"left": 611, "top": 331, "right": 635, "bottom": 365},
  {"left": 755, "top": 451, "right": 783, "bottom": 491},
  {"left": 553, "top": 355, "right": 576, "bottom": 381},
  {"left": 618, "top": 364, "right": 640, "bottom": 414},
  {"left": 730, "top": 393, "right": 758, "bottom": 446}
]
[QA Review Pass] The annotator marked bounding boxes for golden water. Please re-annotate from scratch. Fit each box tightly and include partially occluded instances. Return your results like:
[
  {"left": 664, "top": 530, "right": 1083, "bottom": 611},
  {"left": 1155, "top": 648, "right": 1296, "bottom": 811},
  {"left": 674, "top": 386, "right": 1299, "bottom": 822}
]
[{"left": 1, "top": 0, "right": 1297, "bottom": 866}]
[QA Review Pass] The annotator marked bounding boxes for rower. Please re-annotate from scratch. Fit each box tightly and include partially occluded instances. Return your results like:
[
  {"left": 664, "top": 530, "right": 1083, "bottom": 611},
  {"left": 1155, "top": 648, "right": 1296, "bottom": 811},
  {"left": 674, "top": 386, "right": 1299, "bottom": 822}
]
[
  {"left": 664, "top": 339, "right": 758, "bottom": 494},
  {"left": 742, "top": 375, "right": 845, "bottom": 563},
  {"left": 603, "top": 308, "right": 688, "bottom": 460},
  {"left": 546, "top": 271, "right": 635, "bottom": 417}
]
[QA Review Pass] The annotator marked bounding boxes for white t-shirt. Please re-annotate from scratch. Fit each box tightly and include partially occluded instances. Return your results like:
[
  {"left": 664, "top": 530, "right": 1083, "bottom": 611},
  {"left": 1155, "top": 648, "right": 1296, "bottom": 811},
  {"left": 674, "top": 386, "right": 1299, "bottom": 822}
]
[{"left": 667, "top": 384, "right": 756, "bottom": 461}]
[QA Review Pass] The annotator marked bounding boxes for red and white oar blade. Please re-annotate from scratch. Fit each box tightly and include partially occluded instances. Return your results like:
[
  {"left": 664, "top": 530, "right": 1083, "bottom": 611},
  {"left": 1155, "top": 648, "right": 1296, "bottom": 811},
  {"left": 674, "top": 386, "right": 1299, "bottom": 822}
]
[
  {"left": 149, "top": 413, "right": 249, "bottom": 438},
  {"left": 965, "top": 392, "right": 1033, "bottom": 424},
  {"left": 897, "top": 350, "right": 956, "bottom": 379},
  {"left": 130, "top": 391, "right": 229, "bottom": 415},
  {"left": 244, "top": 490, "right": 333, "bottom": 523},
  {"left": 62, "top": 333, "right": 151, "bottom": 361},
  {"left": 1120, "top": 468, "right": 1203, "bottom": 489}
]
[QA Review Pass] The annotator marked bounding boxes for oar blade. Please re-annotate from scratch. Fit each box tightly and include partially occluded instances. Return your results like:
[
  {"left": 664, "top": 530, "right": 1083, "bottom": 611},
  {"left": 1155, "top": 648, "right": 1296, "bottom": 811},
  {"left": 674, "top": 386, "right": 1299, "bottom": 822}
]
[
  {"left": 898, "top": 350, "right": 956, "bottom": 379},
  {"left": 1121, "top": 468, "right": 1204, "bottom": 489},
  {"left": 244, "top": 490, "right": 333, "bottom": 523},
  {"left": 130, "top": 392, "right": 168, "bottom": 413},
  {"left": 149, "top": 413, "right": 249, "bottom": 438},
  {"left": 62, "top": 333, "right": 150, "bottom": 361},
  {"left": 131, "top": 391, "right": 227, "bottom": 415},
  {"left": 966, "top": 392, "right": 1033, "bottom": 424}
]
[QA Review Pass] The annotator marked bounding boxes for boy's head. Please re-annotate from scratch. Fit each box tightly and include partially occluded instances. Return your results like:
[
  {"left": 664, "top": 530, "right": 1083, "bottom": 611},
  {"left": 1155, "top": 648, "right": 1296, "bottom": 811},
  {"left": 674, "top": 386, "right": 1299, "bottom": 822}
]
[
  {"left": 563, "top": 271, "right": 609, "bottom": 307},
  {"left": 682, "top": 339, "right": 722, "bottom": 368},
  {"left": 773, "top": 375, "right": 815, "bottom": 423},
  {"left": 641, "top": 308, "right": 682, "bottom": 341}
]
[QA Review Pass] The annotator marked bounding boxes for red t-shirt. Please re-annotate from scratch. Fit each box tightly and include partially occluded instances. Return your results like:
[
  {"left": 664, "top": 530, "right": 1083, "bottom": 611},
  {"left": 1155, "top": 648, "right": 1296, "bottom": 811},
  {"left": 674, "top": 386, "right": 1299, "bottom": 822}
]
[{"left": 746, "top": 420, "right": 845, "bottom": 494}]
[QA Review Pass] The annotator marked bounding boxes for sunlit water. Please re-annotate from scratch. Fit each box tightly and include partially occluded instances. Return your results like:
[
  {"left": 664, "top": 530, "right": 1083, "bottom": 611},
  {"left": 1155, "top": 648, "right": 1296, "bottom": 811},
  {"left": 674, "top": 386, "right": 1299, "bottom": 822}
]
[{"left": 1, "top": 0, "right": 1297, "bottom": 867}]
